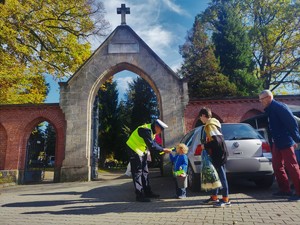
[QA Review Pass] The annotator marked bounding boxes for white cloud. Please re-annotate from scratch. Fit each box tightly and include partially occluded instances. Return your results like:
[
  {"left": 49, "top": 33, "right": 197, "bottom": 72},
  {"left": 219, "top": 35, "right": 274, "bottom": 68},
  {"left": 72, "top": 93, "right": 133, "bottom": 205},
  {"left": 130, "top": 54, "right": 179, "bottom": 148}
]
[
  {"left": 114, "top": 74, "right": 135, "bottom": 97},
  {"left": 96, "top": 0, "right": 187, "bottom": 66},
  {"left": 162, "top": 0, "right": 189, "bottom": 16},
  {"left": 137, "top": 26, "right": 173, "bottom": 57}
]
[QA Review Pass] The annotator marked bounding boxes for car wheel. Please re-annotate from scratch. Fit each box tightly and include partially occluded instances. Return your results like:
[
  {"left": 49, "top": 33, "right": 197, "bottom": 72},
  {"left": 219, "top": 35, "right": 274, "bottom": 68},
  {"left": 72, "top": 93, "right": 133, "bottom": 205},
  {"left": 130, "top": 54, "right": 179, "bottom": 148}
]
[
  {"left": 254, "top": 175, "right": 274, "bottom": 188},
  {"left": 187, "top": 163, "right": 200, "bottom": 192}
]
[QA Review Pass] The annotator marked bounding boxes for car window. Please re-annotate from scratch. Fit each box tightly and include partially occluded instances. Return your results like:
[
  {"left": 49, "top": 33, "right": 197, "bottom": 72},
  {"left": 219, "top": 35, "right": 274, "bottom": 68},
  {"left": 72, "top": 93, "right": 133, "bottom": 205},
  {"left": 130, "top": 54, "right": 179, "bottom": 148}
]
[
  {"left": 221, "top": 123, "right": 263, "bottom": 140},
  {"left": 180, "top": 129, "right": 195, "bottom": 147},
  {"left": 193, "top": 127, "right": 205, "bottom": 144}
]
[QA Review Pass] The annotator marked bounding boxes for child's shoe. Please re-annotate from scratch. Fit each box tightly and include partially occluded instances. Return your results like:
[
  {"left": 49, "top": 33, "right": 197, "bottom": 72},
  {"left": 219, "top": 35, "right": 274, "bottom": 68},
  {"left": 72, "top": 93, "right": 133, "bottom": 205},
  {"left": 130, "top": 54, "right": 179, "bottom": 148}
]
[
  {"left": 213, "top": 199, "right": 231, "bottom": 207},
  {"left": 288, "top": 195, "right": 300, "bottom": 202},
  {"left": 202, "top": 197, "right": 219, "bottom": 205}
]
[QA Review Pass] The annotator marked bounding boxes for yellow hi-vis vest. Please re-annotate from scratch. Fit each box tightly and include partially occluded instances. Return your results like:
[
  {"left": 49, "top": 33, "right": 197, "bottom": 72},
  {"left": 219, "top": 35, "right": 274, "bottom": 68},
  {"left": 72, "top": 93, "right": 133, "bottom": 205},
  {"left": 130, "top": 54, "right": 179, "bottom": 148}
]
[{"left": 126, "top": 124, "right": 154, "bottom": 156}]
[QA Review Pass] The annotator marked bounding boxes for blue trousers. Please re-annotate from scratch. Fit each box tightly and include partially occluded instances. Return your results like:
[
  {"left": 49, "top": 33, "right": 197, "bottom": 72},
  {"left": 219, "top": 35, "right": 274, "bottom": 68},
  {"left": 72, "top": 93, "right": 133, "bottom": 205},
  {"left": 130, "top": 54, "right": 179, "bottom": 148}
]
[
  {"left": 174, "top": 177, "right": 186, "bottom": 197},
  {"left": 211, "top": 165, "right": 229, "bottom": 197}
]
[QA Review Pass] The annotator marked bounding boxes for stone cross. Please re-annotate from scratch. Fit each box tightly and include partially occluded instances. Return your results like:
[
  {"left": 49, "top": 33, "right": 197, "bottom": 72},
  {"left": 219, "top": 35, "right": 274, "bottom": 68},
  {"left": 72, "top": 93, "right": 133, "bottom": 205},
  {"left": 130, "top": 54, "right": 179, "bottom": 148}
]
[{"left": 117, "top": 4, "right": 130, "bottom": 25}]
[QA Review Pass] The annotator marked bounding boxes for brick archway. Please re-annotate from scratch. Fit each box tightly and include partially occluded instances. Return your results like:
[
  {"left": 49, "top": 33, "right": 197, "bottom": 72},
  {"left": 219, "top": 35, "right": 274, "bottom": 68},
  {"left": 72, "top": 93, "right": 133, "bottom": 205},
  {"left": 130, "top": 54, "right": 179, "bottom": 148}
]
[
  {"left": 240, "top": 109, "right": 262, "bottom": 121},
  {"left": 0, "top": 104, "right": 65, "bottom": 183}
]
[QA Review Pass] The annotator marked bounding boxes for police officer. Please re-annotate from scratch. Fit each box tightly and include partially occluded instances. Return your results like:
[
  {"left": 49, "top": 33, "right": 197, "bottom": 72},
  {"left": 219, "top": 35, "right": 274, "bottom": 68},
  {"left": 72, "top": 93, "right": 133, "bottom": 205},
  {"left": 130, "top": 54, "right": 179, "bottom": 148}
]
[{"left": 126, "top": 119, "right": 171, "bottom": 202}]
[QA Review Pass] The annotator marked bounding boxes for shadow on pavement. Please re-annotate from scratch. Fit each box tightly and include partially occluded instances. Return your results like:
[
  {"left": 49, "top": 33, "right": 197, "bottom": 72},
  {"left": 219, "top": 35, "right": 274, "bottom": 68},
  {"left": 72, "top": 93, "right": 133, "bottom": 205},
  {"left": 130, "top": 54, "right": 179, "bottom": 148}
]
[{"left": 1, "top": 168, "right": 285, "bottom": 216}]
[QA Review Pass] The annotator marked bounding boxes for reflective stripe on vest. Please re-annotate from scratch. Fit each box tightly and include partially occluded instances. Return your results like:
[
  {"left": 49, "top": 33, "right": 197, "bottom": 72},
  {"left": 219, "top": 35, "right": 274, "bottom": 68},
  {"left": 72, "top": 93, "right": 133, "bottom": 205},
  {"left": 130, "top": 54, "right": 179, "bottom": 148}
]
[{"left": 126, "top": 124, "right": 153, "bottom": 156}]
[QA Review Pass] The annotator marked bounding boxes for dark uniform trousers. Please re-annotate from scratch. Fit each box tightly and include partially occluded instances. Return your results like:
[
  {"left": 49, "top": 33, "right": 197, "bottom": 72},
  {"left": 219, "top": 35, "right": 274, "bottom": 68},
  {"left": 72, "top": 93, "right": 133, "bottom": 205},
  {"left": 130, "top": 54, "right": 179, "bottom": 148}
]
[{"left": 127, "top": 147, "right": 152, "bottom": 197}]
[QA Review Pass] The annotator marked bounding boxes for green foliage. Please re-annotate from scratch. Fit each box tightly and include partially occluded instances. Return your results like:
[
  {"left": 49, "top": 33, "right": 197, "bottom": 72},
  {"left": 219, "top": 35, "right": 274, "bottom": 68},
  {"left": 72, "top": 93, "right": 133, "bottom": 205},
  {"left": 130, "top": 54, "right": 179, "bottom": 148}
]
[
  {"left": 0, "top": 0, "right": 109, "bottom": 103},
  {"left": 125, "top": 77, "right": 160, "bottom": 130},
  {"left": 0, "top": 52, "right": 49, "bottom": 103},
  {"left": 98, "top": 78, "right": 124, "bottom": 165},
  {"left": 0, "top": 72, "right": 48, "bottom": 104},
  {"left": 246, "top": 0, "right": 300, "bottom": 91},
  {"left": 180, "top": 0, "right": 299, "bottom": 95},
  {"left": 96, "top": 76, "right": 159, "bottom": 164},
  {"left": 179, "top": 15, "right": 237, "bottom": 98},
  {"left": 211, "top": 1, "right": 261, "bottom": 95},
  {"left": 44, "top": 123, "right": 56, "bottom": 157}
]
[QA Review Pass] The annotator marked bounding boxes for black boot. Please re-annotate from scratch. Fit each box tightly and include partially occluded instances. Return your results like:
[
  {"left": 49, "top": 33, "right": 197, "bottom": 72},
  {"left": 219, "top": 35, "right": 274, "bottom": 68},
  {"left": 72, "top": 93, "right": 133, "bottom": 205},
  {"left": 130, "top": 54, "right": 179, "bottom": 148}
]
[
  {"left": 136, "top": 193, "right": 151, "bottom": 202},
  {"left": 145, "top": 191, "right": 160, "bottom": 198}
]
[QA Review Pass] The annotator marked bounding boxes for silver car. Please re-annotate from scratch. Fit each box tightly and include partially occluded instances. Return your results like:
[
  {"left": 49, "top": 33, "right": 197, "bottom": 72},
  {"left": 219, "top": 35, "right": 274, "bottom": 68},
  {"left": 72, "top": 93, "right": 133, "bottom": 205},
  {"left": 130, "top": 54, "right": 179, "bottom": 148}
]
[{"left": 181, "top": 123, "right": 274, "bottom": 191}]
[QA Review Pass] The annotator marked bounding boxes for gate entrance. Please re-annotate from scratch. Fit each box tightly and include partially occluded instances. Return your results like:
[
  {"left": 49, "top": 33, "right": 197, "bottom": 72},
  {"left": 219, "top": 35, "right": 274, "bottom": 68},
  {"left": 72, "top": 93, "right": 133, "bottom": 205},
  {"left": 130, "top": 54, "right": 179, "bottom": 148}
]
[
  {"left": 58, "top": 4, "right": 188, "bottom": 182},
  {"left": 23, "top": 131, "right": 46, "bottom": 183},
  {"left": 91, "top": 95, "right": 100, "bottom": 180}
]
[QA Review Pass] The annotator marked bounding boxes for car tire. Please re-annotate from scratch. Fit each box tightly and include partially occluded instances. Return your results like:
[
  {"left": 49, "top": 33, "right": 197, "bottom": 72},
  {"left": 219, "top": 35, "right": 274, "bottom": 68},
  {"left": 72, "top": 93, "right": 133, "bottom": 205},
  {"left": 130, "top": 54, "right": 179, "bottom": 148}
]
[
  {"left": 254, "top": 175, "right": 274, "bottom": 188},
  {"left": 187, "top": 163, "right": 200, "bottom": 192}
]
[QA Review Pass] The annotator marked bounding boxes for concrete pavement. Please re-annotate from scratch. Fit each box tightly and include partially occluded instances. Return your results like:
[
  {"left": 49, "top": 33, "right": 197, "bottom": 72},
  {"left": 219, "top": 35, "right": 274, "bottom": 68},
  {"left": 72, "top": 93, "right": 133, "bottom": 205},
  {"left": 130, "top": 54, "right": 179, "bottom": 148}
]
[{"left": 0, "top": 169, "right": 299, "bottom": 225}]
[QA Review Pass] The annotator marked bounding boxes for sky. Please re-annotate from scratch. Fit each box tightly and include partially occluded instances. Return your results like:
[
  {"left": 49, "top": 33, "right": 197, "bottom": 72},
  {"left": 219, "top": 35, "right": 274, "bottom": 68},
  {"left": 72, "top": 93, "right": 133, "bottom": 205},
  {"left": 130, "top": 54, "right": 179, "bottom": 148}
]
[{"left": 45, "top": 0, "right": 210, "bottom": 103}]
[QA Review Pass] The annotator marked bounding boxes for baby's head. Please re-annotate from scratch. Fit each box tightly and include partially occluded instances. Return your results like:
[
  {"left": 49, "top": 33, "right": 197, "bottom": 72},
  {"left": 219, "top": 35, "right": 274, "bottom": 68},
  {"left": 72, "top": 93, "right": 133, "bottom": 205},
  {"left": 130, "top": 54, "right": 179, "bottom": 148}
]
[{"left": 176, "top": 143, "right": 188, "bottom": 155}]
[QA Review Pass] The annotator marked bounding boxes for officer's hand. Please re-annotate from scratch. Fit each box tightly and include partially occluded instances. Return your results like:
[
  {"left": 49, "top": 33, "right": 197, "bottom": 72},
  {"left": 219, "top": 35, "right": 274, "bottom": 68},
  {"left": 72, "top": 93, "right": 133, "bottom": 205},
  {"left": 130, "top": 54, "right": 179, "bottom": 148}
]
[{"left": 163, "top": 148, "right": 172, "bottom": 153}]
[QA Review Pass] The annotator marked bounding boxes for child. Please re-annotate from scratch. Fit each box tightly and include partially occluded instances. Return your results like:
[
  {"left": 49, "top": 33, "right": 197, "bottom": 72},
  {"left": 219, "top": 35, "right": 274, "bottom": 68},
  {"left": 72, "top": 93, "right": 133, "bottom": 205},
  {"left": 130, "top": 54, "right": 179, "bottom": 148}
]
[{"left": 169, "top": 143, "right": 189, "bottom": 199}]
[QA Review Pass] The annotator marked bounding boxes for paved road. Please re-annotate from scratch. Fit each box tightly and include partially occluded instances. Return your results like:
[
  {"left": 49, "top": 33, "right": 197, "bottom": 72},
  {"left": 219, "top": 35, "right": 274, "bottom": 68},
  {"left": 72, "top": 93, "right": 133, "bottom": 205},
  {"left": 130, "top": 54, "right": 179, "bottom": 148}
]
[{"left": 0, "top": 169, "right": 299, "bottom": 225}]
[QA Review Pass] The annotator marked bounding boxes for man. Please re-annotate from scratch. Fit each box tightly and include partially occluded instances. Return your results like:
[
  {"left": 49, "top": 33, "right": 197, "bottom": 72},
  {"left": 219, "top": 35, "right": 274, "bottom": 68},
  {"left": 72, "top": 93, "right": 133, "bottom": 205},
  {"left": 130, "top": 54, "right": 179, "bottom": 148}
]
[
  {"left": 259, "top": 90, "right": 300, "bottom": 201},
  {"left": 199, "top": 107, "right": 230, "bottom": 207},
  {"left": 126, "top": 119, "right": 171, "bottom": 202}
]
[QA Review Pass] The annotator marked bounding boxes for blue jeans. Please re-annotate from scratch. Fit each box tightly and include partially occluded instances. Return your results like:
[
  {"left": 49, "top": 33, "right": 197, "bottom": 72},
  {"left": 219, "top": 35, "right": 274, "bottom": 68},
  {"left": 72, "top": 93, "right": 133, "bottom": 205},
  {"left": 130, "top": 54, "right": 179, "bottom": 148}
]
[
  {"left": 211, "top": 165, "right": 229, "bottom": 197},
  {"left": 174, "top": 177, "right": 186, "bottom": 197}
]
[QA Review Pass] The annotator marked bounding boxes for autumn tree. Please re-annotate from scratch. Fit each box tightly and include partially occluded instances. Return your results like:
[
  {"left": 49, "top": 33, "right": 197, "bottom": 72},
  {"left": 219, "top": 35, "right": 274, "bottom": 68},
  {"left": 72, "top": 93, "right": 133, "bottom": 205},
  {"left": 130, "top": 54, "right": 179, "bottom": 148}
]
[
  {"left": 245, "top": 0, "right": 300, "bottom": 92},
  {"left": 0, "top": 0, "right": 109, "bottom": 104},
  {"left": 0, "top": 60, "right": 49, "bottom": 104}
]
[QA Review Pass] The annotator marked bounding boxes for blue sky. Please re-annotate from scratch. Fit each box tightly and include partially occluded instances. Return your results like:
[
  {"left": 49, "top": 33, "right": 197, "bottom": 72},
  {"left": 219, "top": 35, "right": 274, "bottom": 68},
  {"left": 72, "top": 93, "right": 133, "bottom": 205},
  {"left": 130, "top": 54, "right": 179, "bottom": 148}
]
[{"left": 45, "top": 0, "right": 210, "bottom": 103}]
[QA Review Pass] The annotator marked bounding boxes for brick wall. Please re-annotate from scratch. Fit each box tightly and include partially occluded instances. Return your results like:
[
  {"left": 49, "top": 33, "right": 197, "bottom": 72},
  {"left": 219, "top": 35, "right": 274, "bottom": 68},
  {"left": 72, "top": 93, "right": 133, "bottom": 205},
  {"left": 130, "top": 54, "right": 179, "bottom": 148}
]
[
  {"left": 184, "top": 95, "right": 300, "bottom": 132},
  {"left": 1, "top": 96, "right": 299, "bottom": 183},
  {"left": 0, "top": 104, "right": 65, "bottom": 183}
]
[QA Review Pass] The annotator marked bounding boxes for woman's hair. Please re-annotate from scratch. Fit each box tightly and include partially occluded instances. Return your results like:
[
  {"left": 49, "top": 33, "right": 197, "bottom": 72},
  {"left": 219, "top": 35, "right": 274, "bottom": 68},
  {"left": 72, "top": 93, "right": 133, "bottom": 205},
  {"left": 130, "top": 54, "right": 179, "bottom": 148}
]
[
  {"left": 198, "top": 107, "right": 212, "bottom": 118},
  {"left": 177, "top": 143, "right": 188, "bottom": 154}
]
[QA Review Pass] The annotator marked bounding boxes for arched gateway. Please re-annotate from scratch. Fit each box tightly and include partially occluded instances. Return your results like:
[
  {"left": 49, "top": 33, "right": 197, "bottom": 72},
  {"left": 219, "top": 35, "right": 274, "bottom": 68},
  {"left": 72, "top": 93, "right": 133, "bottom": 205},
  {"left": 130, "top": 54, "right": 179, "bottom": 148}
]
[
  {"left": 3, "top": 5, "right": 298, "bottom": 184},
  {"left": 59, "top": 5, "right": 188, "bottom": 181}
]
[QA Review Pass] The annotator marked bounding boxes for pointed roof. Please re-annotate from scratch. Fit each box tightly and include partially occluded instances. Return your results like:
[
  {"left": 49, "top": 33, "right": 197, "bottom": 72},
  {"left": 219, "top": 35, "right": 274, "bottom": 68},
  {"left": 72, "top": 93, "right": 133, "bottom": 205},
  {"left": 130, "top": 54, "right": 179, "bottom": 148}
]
[{"left": 64, "top": 24, "right": 179, "bottom": 85}]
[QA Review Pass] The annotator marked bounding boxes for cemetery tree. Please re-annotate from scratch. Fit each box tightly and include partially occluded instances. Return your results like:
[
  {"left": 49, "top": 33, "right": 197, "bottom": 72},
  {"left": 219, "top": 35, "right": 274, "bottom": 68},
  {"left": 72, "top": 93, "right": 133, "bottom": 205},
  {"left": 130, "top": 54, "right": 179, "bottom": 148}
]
[
  {"left": 179, "top": 14, "right": 237, "bottom": 98},
  {"left": 123, "top": 77, "right": 161, "bottom": 168},
  {"left": 126, "top": 77, "right": 160, "bottom": 131},
  {"left": 44, "top": 123, "right": 56, "bottom": 157},
  {"left": 98, "top": 78, "right": 122, "bottom": 166},
  {"left": 211, "top": 0, "right": 261, "bottom": 95},
  {"left": 0, "top": 0, "right": 110, "bottom": 104},
  {"left": 246, "top": 0, "right": 300, "bottom": 92}
]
